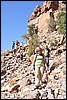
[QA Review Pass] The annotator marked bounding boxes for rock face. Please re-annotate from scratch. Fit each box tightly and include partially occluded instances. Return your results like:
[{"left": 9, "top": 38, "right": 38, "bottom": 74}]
[
  {"left": 28, "top": 1, "right": 66, "bottom": 21},
  {"left": 27, "top": 1, "right": 66, "bottom": 45}
]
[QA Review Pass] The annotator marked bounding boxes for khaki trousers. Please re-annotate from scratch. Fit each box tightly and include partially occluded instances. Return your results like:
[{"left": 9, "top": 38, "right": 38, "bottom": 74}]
[{"left": 35, "top": 65, "right": 44, "bottom": 86}]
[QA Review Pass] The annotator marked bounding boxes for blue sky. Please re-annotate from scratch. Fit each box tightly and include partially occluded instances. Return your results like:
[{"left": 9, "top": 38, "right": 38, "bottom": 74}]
[{"left": 1, "top": 1, "right": 43, "bottom": 52}]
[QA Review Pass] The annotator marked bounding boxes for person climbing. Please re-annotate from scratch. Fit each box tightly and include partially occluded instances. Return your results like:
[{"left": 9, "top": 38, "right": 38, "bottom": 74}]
[
  {"left": 44, "top": 45, "right": 50, "bottom": 71},
  {"left": 32, "top": 46, "right": 46, "bottom": 89},
  {"left": 12, "top": 41, "right": 16, "bottom": 55},
  {"left": 19, "top": 42, "right": 23, "bottom": 50},
  {"left": 20, "top": 50, "right": 23, "bottom": 60},
  {"left": 14, "top": 48, "right": 16, "bottom": 55},
  {"left": 12, "top": 41, "right": 15, "bottom": 49},
  {"left": 20, "top": 42, "right": 23, "bottom": 46},
  {"left": 16, "top": 40, "right": 19, "bottom": 49}
]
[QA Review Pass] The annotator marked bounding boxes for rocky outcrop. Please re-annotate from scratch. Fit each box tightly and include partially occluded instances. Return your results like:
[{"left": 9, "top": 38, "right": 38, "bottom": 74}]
[
  {"left": 28, "top": 1, "right": 66, "bottom": 22},
  {"left": 27, "top": 1, "right": 66, "bottom": 45}
]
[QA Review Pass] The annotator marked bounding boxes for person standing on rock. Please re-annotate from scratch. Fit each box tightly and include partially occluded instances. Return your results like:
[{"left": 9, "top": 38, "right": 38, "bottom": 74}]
[
  {"left": 32, "top": 46, "right": 46, "bottom": 89},
  {"left": 44, "top": 45, "right": 50, "bottom": 71},
  {"left": 12, "top": 41, "right": 16, "bottom": 55},
  {"left": 12, "top": 41, "right": 15, "bottom": 49},
  {"left": 19, "top": 42, "right": 23, "bottom": 60},
  {"left": 20, "top": 50, "right": 23, "bottom": 60},
  {"left": 16, "top": 40, "right": 19, "bottom": 50},
  {"left": 19, "top": 42, "right": 23, "bottom": 51}
]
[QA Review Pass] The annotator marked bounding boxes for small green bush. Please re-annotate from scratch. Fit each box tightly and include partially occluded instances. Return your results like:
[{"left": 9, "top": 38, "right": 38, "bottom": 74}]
[
  {"left": 56, "top": 11, "right": 66, "bottom": 34},
  {"left": 28, "top": 24, "right": 38, "bottom": 37},
  {"left": 28, "top": 34, "right": 39, "bottom": 57}
]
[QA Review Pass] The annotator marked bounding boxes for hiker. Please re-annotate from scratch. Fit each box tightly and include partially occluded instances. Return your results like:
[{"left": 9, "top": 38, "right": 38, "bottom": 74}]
[
  {"left": 44, "top": 45, "right": 50, "bottom": 71},
  {"left": 12, "top": 41, "right": 15, "bottom": 49},
  {"left": 14, "top": 48, "right": 16, "bottom": 55},
  {"left": 16, "top": 40, "right": 19, "bottom": 49},
  {"left": 20, "top": 50, "right": 23, "bottom": 60},
  {"left": 32, "top": 46, "right": 46, "bottom": 89},
  {"left": 20, "top": 42, "right": 23, "bottom": 46},
  {"left": 19, "top": 42, "right": 23, "bottom": 50},
  {"left": 12, "top": 41, "right": 16, "bottom": 55}
]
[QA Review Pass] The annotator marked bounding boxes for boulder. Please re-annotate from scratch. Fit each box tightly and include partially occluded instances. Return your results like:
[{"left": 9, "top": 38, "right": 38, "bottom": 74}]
[
  {"left": 9, "top": 84, "right": 20, "bottom": 93},
  {"left": 1, "top": 70, "right": 6, "bottom": 76}
]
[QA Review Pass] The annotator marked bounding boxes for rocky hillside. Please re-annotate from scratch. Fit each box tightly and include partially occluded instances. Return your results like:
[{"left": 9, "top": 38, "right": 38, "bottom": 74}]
[
  {"left": 1, "top": 1, "right": 66, "bottom": 99},
  {"left": 1, "top": 41, "right": 66, "bottom": 99}
]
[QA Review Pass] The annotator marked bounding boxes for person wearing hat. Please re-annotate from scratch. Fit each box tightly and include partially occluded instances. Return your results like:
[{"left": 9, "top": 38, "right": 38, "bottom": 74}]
[{"left": 32, "top": 46, "right": 46, "bottom": 89}]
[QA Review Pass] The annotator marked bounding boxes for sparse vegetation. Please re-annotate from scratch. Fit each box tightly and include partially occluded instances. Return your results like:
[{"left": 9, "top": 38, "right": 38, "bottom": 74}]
[
  {"left": 22, "top": 24, "right": 39, "bottom": 57},
  {"left": 27, "top": 24, "right": 39, "bottom": 57},
  {"left": 56, "top": 11, "right": 66, "bottom": 35},
  {"left": 28, "top": 34, "right": 39, "bottom": 57},
  {"left": 22, "top": 34, "right": 28, "bottom": 39}
]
